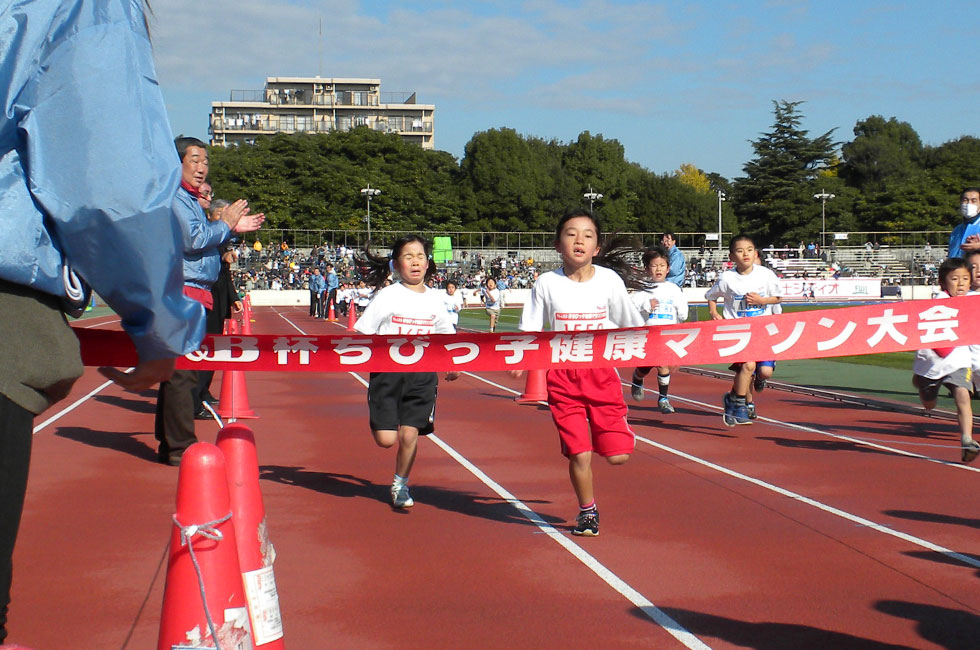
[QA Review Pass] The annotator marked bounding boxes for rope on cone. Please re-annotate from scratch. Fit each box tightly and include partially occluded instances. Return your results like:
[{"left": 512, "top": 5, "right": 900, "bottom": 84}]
[{"left": 172, "top": 511, "right": 234, "bottom": 650}]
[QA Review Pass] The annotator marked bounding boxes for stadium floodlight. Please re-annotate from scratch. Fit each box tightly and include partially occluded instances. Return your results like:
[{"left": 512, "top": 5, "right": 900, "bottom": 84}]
[
  {"left": 583, "top": 186, "right": 603, "bottom": 211},
  {"left": 360, "top": 184, "right": 381, "bottom": 242},
  {"left": 813, "top": 189, "right": 836, "bottom": 248}
]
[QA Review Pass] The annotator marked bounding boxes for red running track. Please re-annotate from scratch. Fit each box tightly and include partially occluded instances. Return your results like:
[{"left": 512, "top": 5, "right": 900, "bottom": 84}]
[{"left": 9, "top": 307, "right": 979, "bottom": 648}]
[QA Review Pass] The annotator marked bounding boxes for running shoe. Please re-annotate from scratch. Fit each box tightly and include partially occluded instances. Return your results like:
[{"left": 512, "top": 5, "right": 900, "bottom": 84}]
[
  {"left": 391, "top": 483, "right": 414, "bottom": 508},
  {"left": 631, "top": 380, "right": 645, "bottom": 401},
  {"left": 753, "top": 376, "right": 767, "bottom": 392},
  {"left": 722, "top": 393, "right": 737, "bottom": 427},
  {"left": 746, "top": 402, "right": 757, "bottom": 419},
  {"left": 658, "top": 397, "right": 675, "bottom": 414},
  {"left": 572, "top": 509, "right": 599, "bottom": 537},
  {"left": 963, "top": 440, "right": 980, "bottom": 464},
  {"left": 731, "top": 399, "right": 752, "bottom": 425}
]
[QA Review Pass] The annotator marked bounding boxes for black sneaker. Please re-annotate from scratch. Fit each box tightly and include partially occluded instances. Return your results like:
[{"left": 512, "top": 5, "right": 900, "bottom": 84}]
[
  {"left": 753, "top": 376, "right": 767, "bottom": 392},
  {"left": 572, "top": 509, "right": 599, "bottom": 537}
]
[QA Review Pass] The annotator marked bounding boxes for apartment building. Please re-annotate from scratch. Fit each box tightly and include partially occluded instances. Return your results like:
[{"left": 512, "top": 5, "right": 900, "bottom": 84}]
[{"left": 210, "top": 76, "right": 434, "bottom": 149}]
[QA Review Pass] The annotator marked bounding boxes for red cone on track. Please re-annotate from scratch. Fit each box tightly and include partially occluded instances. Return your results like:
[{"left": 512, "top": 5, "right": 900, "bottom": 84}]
[
  {"left": 217, "top": 320, "right": 257, "bottom": 419},
  {"left": 241, "top": 309, "right": 253, "bottom": 335},
  {"left": 515, "top": 368, "right": 548, "bottom": 403},
  {"left": 347, "top": 303, "right": 357, "bottom": 332},
  {"left": 216, "top": 424, "right": 285, "bottom": 648},
  {"left": 158, "top": 443, "right": 252, "bottom": 650},
  {"left": 327, "top": 299, "right": 337, "bottom": 322}
]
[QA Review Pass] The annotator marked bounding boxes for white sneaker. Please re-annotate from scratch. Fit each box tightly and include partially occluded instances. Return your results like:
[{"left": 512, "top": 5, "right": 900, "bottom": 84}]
[{"left": 391, "top": 483, "right": 414, "bottom": 508}]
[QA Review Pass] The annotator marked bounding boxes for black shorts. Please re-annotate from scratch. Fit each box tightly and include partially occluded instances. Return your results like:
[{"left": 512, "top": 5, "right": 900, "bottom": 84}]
[{"left": 367, "top": 372, "right": 438, "bottom": 435}]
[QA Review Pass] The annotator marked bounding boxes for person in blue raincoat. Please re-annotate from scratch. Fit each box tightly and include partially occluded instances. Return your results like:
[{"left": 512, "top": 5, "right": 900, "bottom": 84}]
[{"left": 0, "top": 1, "right": 204, "bottom": 642}]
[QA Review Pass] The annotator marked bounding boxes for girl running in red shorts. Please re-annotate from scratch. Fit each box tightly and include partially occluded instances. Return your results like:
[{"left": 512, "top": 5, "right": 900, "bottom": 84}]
[{"left": 512, "top": 209, "right": 644, "bottom": 536}]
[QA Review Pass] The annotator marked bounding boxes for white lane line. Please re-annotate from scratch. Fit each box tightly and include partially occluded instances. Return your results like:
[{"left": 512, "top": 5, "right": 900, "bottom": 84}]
[
  {"left": 346, "top": 371, "right": 708, "bottom": 649},
  {"left": 33, "top": 380, "right": 114, "bottom": 435},
  {"left": 81, "top": 317, "right": 121, "bottom": 328},
  {"left": 34, "top": 318, "right": 124, "bottom": 434},
  {"left": 463, "top": 371, "right": 980, "bottom": 571},
  {"left": 658, "top": 389, "right": 980, "bottom": 474},
  {"left": 634, "top": 433, "right": 980, "bottom": 569}
]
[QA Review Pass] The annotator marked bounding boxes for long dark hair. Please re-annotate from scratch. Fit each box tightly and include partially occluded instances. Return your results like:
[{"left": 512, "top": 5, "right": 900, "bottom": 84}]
[
  {"left": 554, "top": 208, "right": 647, "bottom": 289},
  {"left": 355, "top": 236, "right": 435, "bottom": 291}
]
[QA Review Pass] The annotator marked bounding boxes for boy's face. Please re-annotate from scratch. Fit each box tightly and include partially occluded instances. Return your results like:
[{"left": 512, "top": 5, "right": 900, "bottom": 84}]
[
  {"left": 729, "top": 240, "right": 756, "bottom": 272},
  {"left": 968, "top": 254, "right": 980, "bottom": 291},
  {"left": 944, "top": 267, "right": 971, "bottom": 296},
  {"left": 645, "top": 256, "right": 669, "bottom": 282}
]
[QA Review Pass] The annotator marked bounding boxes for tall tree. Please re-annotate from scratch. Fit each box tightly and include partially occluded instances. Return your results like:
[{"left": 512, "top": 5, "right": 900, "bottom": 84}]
[{"left": 732, "top": 100, "right": 837, "bottom": 245}]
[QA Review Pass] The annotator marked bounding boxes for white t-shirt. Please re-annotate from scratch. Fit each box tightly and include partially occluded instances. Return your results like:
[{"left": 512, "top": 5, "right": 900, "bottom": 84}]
[
  {"left": 441, "top": 290, "right": 464, "bottom": 328},
  {"left": 519, "top": 265, "right": 644, "bottom": 332},
  {"left": 482, "top": 287, "right": 501, "bottom": 310},
  {"left": 354, "top": 283, "right": 456, "bottom": 336},
  {"left": 912, "top": 291, "right": 973, "bottom": 379},
  {"left": 704, "top": 265, "right": 782, "bottom": 319},
  {"left": 355, "top": 287, "right": 373, "bottom": 307},
  {"left": 631, "top": 281, "right": 689, "bottom": 325}
]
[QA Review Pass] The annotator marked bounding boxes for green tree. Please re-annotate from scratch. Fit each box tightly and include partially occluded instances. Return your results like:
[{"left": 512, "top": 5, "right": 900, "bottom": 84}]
[{"left": 732, "top": 100, "right": 837, "bottom": 245}]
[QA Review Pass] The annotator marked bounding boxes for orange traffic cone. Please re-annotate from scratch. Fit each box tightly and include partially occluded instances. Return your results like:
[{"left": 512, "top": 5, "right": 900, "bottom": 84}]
[
  {"left": 515, "top": 369, "right": 549, "bottom": 403},
  {"left": 346, "top": 302, "right": 357, "bottom": 332},
  {"left": 327, "top": 298, "right": 337, "bottom": 322},
  {"left": 158, "top": 442, "right": 252, "bottom": 650},
  {"left": 217, "top": 424, "right": 285, "bottom": 648},
  {"left": 240, "top": 309, "right": 253, "bottom": 335},
  {"left": 217, "top": 320, "right": 257, "bottom": 420}
]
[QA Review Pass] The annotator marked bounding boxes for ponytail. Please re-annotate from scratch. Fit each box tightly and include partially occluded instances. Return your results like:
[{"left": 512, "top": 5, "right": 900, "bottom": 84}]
[{"left": 595, "top": 235, "right": 648, "bottom": 290}]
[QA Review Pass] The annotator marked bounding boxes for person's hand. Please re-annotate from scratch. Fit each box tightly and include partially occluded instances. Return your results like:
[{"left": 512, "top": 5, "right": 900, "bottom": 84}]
[
  {"left": 745, "top": 292, "right": 766, "bottom": 306},
  {"left": 965, "top": 234, "right": 980, "bottom": 243},
  {"left": 234, "top": 211, "right": 266, "bottom": 233},
  {"left": 219, "top": 199, "right": 249, "bottom": 230},
  {"left": 445, "top": 371, "right": 460, "bottom": 381},
  {"left": 508, "top": 369, "right": 524, "bottom": 379},
  {"left": 710, "top": 311, "right": 723, "bottom": 321},
  {"left": 98, "top": 357, "right": 176, "bottom": 392},
  {"left": 231, "top": 300, "right": 244, "bottom": 313},
  {"left": 648, "top": 298, "right": 659, "bottom": 310}
]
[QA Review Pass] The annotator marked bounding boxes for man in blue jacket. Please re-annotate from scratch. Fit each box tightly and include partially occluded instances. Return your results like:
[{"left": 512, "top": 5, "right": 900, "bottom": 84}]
[
  {"left": 309, "top": 268, "right": 326, "bottom": 317},
  {"left": 0, "top": 1, "right": 210, "bottom": 642},
  {"left": 155, "top": 137, "right": 264, "bottom": 465},
  {"left": 947, "top": 187, "right": 980, "bottom": 258},
  {"left": 663, "top": 231, "right": 687, "bottom": 286},
  {"left": 324, "top": 263, "right": 340, "bottom": 319}
]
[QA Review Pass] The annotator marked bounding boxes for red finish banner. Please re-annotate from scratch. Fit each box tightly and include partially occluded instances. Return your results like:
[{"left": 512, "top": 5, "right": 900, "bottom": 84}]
[{"left": 75, "top": 297, "right": 980, "bottom": 373}]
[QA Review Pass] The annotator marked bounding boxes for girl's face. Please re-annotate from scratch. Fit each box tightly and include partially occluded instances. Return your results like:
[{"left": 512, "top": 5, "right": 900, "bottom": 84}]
[
  {"left": 394, "top": 241, "right": 428, "bottom": 286},
  {"left": 555, "top": 216, "right": 600, "bottom": 267},
  {"left": 645, "top": 256, "right": 669, "bottom": 282},
  {"left": 968, "top": 255, "right": 980, "bottom": 291},
  {"left": 943, "top": 267, "right": 972, "bottom": 297},
  {"left": 486, "top": 278, "right": 496, "bottom": 290},
  {"left": 446, "top": 284, "right": 457, "bottom": 295}
]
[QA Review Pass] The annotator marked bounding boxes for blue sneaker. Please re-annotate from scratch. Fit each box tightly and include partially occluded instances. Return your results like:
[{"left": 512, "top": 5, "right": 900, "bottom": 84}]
[
  {"left": 723, "top": 393, "right": 737, "bottom": 427},
  {"left": 723, "top": 393, "right": 752, "bottom": 426}
]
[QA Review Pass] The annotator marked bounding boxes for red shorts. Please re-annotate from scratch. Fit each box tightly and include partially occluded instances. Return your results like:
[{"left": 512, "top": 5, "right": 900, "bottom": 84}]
[{"left": 546, "top": 367, "right": 635, "bottom": 458}]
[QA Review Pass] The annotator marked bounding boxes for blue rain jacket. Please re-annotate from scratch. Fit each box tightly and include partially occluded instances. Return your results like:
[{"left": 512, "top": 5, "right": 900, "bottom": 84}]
[
  {"left": 0, "top": 0, "right": 204, "bottom": 360},
  {"left": 173, "top": 187, "right": 231, "bottom": 291}
]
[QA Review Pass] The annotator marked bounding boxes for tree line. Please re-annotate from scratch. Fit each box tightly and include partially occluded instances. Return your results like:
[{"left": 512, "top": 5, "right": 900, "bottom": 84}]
[{"left": 206, "top": 100, "right": 980, "bottom": 246}]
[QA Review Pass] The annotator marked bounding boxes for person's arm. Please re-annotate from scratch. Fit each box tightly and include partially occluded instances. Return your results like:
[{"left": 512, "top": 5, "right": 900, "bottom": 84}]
[{"left": 24, "top": 5, "right": 202, "bottom": 371}]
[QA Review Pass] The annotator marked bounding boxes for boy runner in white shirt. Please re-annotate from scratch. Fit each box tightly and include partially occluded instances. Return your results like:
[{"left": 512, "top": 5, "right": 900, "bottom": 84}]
[
  {"left": 705, "top": 234, "right": 782, "bottom": 426},
  {"left": 629, "top": 245, "right": 689, "bottom": 413}
]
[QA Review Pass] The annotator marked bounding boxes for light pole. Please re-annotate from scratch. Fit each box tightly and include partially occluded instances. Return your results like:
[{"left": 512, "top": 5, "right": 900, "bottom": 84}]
[
  {"left": 583, "top": 186, "right": 603, "bottom": 211},
  {"left": 360, "top": 184, "right": 381, "bottom": 242},
  {"left": 813, "top": 189, "right": 835, "bottom": 248},
  {"left": 717, "top": 189, "right": 726, "bottom": 252}
]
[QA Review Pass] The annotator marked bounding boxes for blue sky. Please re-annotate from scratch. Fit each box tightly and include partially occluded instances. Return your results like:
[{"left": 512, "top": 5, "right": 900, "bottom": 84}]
[{"left": 153, "top": 1, "right": 978, "bottom": 181}]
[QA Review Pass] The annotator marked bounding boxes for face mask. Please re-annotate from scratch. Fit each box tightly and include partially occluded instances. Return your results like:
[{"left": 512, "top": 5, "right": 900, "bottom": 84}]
[{"left": 960, "top": 203, "right": 979, "bottom": 219}]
